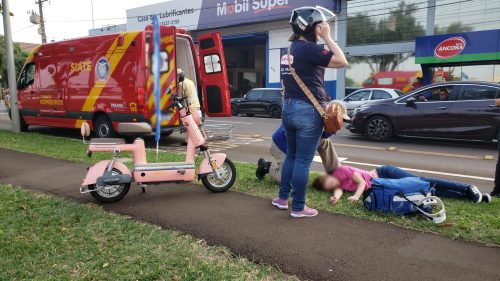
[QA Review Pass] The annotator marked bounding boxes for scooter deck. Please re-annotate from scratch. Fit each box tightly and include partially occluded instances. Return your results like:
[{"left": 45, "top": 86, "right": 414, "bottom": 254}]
[
  {"left": 134, "top": 162, "right": 195, "bottom": 171},
  {"left": 89, "top": 138, "right": 126, "bottom": 145}
]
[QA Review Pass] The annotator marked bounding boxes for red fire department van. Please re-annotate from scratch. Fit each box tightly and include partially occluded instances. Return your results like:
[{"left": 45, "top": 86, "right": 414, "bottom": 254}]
[
  {"left": 14, "top": 26, "right": 231, "bottom": 137},
  {"left": 362, "top": 71, "right": 422, "bottom": 93}
]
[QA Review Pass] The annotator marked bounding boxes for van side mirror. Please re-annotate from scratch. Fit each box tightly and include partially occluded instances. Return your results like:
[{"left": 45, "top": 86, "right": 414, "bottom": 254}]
[
  {"left": 406, "top": 97, "right": 417, "bottom": 107},
  {"left": 80, "top": 122, "right": 91, "bottom": 143}
]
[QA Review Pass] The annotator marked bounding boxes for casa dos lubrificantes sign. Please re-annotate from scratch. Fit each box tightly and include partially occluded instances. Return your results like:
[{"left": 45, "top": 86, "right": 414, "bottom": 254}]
[{"left": 127, "top": 0, "right": 338, "bottom": 31}]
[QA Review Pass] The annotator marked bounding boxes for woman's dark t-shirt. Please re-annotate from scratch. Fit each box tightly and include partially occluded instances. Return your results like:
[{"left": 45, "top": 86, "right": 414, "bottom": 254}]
[{"left": 282, "top": 40, "right": 334, "bottom": 105}]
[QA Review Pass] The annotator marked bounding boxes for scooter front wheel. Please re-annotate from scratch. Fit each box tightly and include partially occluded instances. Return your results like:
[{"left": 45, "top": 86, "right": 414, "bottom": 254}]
[
  {"left": 201, "top": 159, "right": 236, "bottom": 193},
  {"left": 89, "top": 169, "right": 130, "bottom": 203}
]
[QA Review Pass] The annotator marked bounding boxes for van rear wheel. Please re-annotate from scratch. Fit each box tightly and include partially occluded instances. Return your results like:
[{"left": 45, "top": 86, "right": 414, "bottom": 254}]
[
  {"left": 19, "top": 112, "right": 29, "bottom": 132},
  {"left": 94, "top": 115, "right": 117, "bottom": 138}
]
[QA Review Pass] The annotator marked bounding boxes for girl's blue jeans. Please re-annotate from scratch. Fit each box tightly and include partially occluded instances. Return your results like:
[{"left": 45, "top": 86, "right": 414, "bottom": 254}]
[
  {"left": 376, "top": 165, "right": 472, "bottom": 199},
  {"left": 279, "top": 98, "right": 323, "bottom": 211}
]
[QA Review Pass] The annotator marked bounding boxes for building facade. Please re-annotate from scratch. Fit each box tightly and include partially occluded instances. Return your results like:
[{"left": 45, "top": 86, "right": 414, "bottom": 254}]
[
  {"left": 342, "top": 0, "right": 500, "bottom": 96},
  {"left": 125, "top": 0, "right": 500, "bottom": 99},
  {"left": 88, "top": 24, "right": 127, "bottom": 36}
]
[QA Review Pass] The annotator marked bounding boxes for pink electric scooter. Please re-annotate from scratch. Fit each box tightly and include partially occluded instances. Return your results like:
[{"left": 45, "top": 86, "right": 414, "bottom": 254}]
[{"left": 79, "top": 96, "right": 236, "bottom": 203}]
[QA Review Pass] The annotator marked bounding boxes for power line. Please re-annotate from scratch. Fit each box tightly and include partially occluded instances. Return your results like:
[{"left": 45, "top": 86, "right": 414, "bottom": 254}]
[
  {"left": 37, "top": 0, "right": 499, "bottom": 41},
  {"left": 42, "top": 0, "right": 475, "bottom": 26},
  {"left": 13, "top": 24, "right": 36, "bottom": 33}
]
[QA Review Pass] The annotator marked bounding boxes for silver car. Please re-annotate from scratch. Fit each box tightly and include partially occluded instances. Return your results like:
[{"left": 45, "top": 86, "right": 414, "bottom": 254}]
[{"left": 343, "top": 88, "right": 403, "bottom": 116}]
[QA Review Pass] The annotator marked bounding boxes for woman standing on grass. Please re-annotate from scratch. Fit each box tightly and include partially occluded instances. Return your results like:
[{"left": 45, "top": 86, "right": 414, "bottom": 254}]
[{"left": 271, "top": 6, "right": 348, "bottom": 218}]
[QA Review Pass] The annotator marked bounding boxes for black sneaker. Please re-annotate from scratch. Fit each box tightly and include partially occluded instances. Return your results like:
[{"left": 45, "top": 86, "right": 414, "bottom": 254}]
[
  {"left": 256, "top": 158, "right": 272, "bottom": 180},
  {"left": 467, "top": 186, "right": 482, "bottom": 203},
  {"left": 482, "top": 194, "right": 492, "bottom": 203}
]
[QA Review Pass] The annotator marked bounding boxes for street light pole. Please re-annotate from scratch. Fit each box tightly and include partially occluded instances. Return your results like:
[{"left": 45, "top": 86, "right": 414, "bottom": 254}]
[
  {"left": 90, "top": 0, "right": 95, "bottom": 29},
  {"left": 35, "top": 0, "right": 47, "bottom": 43},
  {"left": 1, "top": 0, "right": 21, "bottom": 132}
]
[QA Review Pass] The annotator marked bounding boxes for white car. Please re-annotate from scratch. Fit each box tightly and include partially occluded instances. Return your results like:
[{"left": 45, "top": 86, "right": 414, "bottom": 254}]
[{"left": 342, "top": 88, "right": 403, "bottom": 116}]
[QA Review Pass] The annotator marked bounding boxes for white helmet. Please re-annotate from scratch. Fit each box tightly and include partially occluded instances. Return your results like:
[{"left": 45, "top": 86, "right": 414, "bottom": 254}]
[
  {"left": 416, "top": 196, "right": 446, "bottom": 224},
  {"left": 289, "top": 6, "right": 335, "bottom": 34}
]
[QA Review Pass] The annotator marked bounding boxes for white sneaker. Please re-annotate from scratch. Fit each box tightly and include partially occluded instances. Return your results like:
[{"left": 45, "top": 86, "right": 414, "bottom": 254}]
[
  {"left": 482, "top": 193, "right": 492, "bottom": 203},
  {"left": 468, "top": 186, "right": 482, "bottom": 203}
]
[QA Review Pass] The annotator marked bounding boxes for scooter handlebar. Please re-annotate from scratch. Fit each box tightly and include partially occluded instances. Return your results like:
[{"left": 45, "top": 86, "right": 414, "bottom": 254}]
[{"left": 169, "top": 95, "right": 188, "bottom": 110}]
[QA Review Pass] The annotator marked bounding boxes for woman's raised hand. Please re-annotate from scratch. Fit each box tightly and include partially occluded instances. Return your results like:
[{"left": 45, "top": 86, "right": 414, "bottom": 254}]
[{"left": 318, "top": 22, "right": 331, "bottom": 40}]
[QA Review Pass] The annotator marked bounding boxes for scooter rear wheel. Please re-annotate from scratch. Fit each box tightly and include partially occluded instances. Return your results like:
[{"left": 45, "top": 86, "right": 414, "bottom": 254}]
[
  {"left": 89, "top": 169, "right": 130, "bottom": 203},
  {"left": 201, "top": 159, "right": 236, "bottom": 193}
]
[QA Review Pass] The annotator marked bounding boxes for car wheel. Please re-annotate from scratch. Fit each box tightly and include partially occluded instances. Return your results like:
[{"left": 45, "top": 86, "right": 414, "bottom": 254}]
[
  {"left": 365, "top": 116, "right": 392, "bottom": 142},
  {"left": 231, "top": 104, "right": 238, "bottom": 116},
  {"left": 268, "top": 105, "right": 282, "bottom": 119},
  {"left": 94, "top": 115, "right": 117, "bottom": 138}
]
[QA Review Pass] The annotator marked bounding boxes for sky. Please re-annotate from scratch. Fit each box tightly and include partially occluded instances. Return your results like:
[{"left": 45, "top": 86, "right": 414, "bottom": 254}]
[{"left": 0, "top": 0, "right": 165, "bottom": 44}]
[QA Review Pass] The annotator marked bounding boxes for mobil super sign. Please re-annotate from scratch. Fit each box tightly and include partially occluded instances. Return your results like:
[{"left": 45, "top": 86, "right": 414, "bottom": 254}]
[{"left": 416, "top": 29, "right": 500, "bottom": 64}]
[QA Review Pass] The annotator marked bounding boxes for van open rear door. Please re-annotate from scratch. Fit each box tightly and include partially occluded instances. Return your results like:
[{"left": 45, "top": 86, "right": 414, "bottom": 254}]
[{"left": 198, "top": 33, "right": 231, "bottom": 117}]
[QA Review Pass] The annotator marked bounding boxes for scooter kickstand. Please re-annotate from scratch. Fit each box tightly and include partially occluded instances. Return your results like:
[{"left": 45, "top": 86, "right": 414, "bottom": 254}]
[{"left": 139, "top": 184, "right": 147, "bottom": 193}]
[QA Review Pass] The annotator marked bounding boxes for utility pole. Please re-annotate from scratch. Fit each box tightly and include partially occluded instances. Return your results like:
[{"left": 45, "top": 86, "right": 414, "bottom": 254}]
[
  {"left": 90, "top": 0, "right": 95, "bottom": 29},
  {"left": 35, "top": 0, "right": 48, "bottom": 43},
  {"left": 1, "top": 0, "right": 21, "bottom": 132}
]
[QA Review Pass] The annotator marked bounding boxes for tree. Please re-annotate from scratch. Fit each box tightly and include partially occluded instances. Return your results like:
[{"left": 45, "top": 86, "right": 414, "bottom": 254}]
[
  {"left": 347, "top": 1, "right": 425, "bottom": 73},
  {"left": 0, "top": 36, "right": 28, "bottom": 87},
  {"left": 0, "top": 4, "right": 15, "bottom": 16},
  {"left": 434, "top": 22, "right": 473, "bottom": 34},
  {"left": 345, "top": 77, "right": 357, "bottom": 87}
]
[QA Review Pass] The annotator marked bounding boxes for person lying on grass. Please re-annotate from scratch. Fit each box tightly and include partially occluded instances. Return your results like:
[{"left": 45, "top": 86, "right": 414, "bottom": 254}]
[{"left": 311, "top": 165, "right": 492, "bottom": 205}]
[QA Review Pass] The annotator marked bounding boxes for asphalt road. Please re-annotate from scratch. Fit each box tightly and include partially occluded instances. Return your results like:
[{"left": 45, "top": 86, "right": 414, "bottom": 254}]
[
  {"left": 0, "top": 103, "right": 497, "bottom": 193},
  {"left": 1, "top": 148, "right": 499, "bottom": 281}
]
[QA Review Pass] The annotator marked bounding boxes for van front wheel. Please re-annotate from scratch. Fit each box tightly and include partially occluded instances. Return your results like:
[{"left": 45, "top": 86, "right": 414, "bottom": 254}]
[{"left": 94, "top": 115, "right": 117, "bottom": 138}]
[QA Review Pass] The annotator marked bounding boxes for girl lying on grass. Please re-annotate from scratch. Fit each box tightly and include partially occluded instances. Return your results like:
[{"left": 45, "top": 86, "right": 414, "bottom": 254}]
[{"left": 311, "top": 165, "right": 492, "bottom": 205}]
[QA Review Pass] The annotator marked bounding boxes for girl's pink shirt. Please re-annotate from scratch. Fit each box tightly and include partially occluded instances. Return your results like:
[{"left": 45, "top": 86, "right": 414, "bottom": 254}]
[{"left": 332, "top": 166, "right": 374, "bottom": 192}]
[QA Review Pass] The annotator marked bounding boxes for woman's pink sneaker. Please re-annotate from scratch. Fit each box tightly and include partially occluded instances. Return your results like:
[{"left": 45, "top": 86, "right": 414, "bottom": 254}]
[
  {"left": 291, "top": 206, "right": 318, "bottom": 218},
  {"left": 271, "top": 198, "right": 288, "bottom": 210}
]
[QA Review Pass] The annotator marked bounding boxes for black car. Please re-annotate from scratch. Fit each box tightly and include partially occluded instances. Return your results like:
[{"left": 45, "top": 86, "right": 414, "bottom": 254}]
[
  {"left": 347, "top": 81, "right": 500, "bottom": 142},
  {"left": 231, "top": 88, "right": 282, "bottom": 118}
]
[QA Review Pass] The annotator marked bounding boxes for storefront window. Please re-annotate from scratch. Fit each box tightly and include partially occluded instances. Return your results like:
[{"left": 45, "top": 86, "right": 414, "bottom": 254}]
[
  {"left": 429, "top": 64, "right": 496, "bottom": 83},
  {"left": 434, "top": 0, "right": 500, "bottom": 34},
  {"left": 345, "top": 52, "right": 421, "bottom": 93},
  {"left": 347, "top": 0, "right": 427, "bottom": 45}
]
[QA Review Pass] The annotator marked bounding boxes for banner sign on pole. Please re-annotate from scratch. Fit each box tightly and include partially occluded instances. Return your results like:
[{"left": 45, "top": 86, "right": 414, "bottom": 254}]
[{"left": 152, "top": 15, "right": 162, "bottom": 143}]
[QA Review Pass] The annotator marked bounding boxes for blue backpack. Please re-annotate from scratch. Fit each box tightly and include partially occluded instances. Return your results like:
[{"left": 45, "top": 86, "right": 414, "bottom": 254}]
[{"left": 363, "top": 177, "right": 432, "bottom": 215}]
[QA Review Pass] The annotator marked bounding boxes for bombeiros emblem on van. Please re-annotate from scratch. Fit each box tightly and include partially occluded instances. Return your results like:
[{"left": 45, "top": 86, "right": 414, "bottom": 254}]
[{"left": 95, "top": 57, "right": 110, "bottom": 82}]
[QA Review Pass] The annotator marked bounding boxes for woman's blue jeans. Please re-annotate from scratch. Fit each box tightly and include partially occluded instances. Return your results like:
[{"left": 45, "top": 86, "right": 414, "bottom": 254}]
[
  {"left": 279, "top": 98, "right": 323, "bottom": 211},
  {"left": 376, "top": 165, "right": 471, "bottom": 199}
]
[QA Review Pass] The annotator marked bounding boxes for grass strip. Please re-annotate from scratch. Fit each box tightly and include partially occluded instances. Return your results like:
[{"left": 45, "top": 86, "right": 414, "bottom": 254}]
[
  {"left": 0, "top": 129, "right": 499, "bottom": 245},
  {"left": 0, "top": 183, "right": 297, "bottom": 280}
]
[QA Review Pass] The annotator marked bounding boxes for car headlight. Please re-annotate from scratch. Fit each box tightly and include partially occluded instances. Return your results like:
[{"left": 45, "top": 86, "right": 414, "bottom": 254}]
[{"left": 352, "top": 107, "right": 363, "bottom": 115}]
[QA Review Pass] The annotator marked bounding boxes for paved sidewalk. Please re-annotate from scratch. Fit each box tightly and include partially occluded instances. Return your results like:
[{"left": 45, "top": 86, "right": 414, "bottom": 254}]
[{"left": 1, "top": 148, "right": 499, "bottom": 281}]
